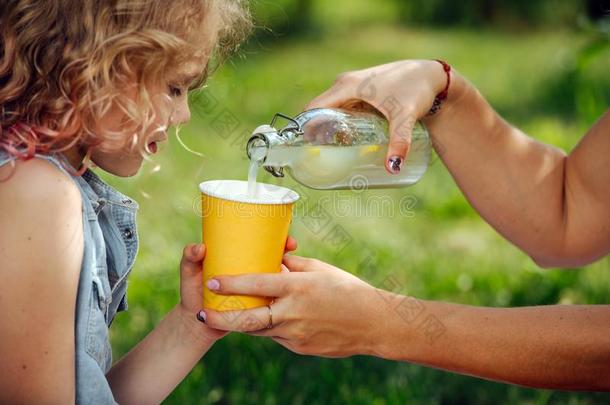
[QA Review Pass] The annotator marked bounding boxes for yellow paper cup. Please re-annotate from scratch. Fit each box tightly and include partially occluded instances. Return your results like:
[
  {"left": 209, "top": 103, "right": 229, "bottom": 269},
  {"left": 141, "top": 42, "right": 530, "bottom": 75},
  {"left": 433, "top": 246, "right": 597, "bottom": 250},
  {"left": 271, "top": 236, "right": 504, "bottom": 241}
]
[{"left": 199, "top": 180, "right": 299, "bottom": 311}]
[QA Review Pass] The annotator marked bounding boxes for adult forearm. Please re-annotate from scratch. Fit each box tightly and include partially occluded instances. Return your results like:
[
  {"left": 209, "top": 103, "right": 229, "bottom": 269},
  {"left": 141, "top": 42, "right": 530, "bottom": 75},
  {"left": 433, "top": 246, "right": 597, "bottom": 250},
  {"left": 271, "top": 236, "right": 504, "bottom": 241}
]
[
  {"left": 307, "top": 60, "right": 609, "bottom": 264},
  {"left": 371, "top": 291, "right": 610, "bottom": 390},
  {"left": 107, "top": 305, "right": 217, "bottom": 405},
  {"left": 423, "top": 74, "right": 569, "bottom": 264}
]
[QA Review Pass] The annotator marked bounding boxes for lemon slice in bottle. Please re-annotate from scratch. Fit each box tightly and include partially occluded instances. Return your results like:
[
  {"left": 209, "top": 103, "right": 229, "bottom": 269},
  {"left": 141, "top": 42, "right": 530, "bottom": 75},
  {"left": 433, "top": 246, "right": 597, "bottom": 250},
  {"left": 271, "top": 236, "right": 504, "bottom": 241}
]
[
  {"left": 306, "top": 146, "right": 321, "bottom": 157},
  {"left": 359, "top": 144, "right": 380, "bottom": 155}
]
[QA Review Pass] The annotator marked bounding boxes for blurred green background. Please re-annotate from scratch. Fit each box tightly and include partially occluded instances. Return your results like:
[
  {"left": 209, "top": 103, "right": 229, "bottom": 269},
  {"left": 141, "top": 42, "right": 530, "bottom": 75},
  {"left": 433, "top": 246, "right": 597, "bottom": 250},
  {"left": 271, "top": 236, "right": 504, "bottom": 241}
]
[{"left": 103, "top": 1, "right": 610, "bottom": 403}]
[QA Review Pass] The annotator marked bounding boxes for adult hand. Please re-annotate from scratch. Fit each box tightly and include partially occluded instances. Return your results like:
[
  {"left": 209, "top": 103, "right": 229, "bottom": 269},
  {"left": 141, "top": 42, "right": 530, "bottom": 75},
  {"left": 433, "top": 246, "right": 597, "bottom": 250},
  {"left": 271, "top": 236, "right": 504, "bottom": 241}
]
[
  {"left": 183, "top": 237, "right": 298, "bottom": 340},
  {"left": 201, "top": 254, "right": 383, "bottom": 358},
  {"left": 306, "top": 60, "right": 457, "bottom": 174}
]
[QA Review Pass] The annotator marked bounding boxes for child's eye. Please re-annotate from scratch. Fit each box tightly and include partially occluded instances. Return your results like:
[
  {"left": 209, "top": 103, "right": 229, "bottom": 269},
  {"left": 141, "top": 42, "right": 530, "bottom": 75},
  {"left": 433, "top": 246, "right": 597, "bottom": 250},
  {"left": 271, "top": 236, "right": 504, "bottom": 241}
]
[{"left": 169, "top": 85, "right": 184, "bottom": 98}]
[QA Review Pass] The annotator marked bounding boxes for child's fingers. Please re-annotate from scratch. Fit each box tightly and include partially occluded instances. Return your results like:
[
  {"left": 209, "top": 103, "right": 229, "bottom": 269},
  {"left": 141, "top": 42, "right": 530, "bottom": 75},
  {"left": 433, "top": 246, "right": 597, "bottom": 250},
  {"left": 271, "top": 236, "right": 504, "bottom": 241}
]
[
  {"left": 180, "top": 243, "right": 206, "bottom": 276},
  {"left": 285, "top": 236, "right": 298, "bottom": 252}
]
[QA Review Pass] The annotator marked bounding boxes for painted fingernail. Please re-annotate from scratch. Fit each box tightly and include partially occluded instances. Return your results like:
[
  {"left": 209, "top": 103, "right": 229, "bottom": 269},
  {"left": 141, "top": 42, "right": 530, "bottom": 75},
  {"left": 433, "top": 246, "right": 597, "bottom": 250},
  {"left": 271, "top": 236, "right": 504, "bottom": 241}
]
[
  {"left": 388, "top": 156, "right": 403, "bottom": 174},
  {"left": 196, "top": 310, "right": 207, "bottom": 323},
  {"left": 206, "top": 279, "right": 220, "bottom": 291}
]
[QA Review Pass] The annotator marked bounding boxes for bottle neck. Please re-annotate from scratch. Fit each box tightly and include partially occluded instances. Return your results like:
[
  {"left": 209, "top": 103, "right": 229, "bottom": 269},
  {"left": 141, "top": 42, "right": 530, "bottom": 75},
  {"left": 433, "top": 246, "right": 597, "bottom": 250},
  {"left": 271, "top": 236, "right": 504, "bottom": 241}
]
[{"left": 246, "top": 126, "right": 296, "bottom": 178}]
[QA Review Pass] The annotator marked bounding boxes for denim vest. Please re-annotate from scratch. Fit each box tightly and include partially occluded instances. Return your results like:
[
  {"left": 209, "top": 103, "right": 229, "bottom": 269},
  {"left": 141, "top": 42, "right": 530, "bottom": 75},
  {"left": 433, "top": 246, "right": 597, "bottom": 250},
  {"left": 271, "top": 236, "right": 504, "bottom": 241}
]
[{"left": 0, "top": 151, "right": 139, "bottom": 404}]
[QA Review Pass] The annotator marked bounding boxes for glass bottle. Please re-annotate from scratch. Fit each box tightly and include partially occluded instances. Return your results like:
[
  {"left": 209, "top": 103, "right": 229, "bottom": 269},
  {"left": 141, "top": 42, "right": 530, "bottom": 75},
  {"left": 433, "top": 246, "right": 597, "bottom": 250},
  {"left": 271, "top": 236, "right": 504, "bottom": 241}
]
[{"left": 246, "top": 108, "right": 430, "bottom": 190}]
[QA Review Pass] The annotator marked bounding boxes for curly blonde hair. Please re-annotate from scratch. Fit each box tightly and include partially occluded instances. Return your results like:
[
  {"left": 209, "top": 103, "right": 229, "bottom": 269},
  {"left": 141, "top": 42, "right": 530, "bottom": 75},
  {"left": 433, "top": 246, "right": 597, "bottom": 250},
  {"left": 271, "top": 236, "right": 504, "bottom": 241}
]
[{"left": 0, "top": 0, "right": 251, "bottom": 174}]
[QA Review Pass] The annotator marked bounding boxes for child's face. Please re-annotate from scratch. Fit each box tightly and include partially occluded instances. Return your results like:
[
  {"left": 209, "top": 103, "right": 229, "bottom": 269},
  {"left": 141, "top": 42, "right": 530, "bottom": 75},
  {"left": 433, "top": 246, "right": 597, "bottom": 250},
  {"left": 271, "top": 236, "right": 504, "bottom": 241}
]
[{"left": 90, "top": 63, "right": 203, "bottom": 177}]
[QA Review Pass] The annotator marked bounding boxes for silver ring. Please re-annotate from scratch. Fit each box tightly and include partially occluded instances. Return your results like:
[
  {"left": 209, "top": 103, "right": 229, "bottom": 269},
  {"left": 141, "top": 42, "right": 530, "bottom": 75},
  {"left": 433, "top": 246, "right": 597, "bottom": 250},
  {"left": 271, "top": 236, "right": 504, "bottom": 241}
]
[{"left": 266, "top": 304, "right": 273, "bottom": 329}]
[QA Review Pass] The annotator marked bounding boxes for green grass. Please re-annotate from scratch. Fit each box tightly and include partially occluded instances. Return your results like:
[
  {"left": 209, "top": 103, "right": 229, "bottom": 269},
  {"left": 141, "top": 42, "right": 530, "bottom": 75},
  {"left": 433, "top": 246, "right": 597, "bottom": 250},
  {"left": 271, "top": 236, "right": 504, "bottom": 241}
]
[{"left": 102, "top": 23, "right": 610, "bottom": 404}]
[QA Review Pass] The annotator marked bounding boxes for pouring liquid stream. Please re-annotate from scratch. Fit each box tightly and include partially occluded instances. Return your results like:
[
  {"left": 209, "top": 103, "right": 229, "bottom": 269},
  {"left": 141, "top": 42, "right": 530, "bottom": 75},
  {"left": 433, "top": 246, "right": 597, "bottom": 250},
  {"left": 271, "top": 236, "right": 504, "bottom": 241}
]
[
  {"left": 247, "top": 145, "right": 266, "bottom": 197},
  {"left": 247, "top": 160, "right": 259, "bottom": 197}
]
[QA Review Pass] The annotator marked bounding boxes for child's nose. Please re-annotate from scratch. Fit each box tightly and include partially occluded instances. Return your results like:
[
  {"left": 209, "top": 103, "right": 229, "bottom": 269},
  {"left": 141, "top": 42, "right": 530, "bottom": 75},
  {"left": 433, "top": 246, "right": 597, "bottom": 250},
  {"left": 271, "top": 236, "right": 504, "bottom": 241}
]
[{"left": 171, "top": 99, "right": 191, "bottom": 125}]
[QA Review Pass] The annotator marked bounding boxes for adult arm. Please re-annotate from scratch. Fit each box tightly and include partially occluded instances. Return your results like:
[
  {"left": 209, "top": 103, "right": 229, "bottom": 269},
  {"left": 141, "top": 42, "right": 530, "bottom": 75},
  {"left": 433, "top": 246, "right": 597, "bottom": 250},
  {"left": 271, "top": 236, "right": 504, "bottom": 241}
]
[
  {"left": 306, "top": 60, "right": 610, "bottom": 267},
  {"left": 372, "top": 292, "right": 610, "bottom": 391},
  {"left": 202, "top": 255, "right": 610, "bottom": 391}
]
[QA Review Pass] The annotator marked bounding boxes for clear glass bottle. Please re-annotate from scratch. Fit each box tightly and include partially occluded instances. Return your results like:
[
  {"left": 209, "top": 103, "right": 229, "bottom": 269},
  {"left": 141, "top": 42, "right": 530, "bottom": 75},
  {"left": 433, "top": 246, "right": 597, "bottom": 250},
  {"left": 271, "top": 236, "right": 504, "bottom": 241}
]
[{"left": 246, "top": 108, "right": 430, "bottom": 190}]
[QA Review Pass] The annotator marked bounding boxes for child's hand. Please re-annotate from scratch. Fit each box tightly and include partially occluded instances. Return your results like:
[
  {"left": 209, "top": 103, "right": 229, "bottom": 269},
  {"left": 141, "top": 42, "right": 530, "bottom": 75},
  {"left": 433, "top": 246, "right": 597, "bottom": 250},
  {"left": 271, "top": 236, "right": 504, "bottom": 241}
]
[
  {"left": 178, "top": 237, "right": 298, "bottom": 342},
  {"left": 178, "top": 243, "right": 228, "bottom": 342},
  {"left": 284, "top": 235, "right": 298, "bottom": 252}
]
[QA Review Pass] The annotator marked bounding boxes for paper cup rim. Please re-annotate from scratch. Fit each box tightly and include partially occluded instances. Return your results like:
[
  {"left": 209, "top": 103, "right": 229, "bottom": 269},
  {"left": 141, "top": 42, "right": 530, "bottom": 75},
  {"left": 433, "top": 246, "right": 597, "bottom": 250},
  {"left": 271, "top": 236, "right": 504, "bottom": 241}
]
[{"left": 199, "top": 180, "right": 300, "bottom": 205}]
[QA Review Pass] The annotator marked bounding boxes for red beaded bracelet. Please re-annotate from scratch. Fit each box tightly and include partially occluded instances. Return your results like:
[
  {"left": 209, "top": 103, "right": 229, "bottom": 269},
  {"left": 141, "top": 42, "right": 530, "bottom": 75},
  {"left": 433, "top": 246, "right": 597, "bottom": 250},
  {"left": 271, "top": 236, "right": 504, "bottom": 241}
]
[{"left": 427, "top": 59, "right": 451, "bottom": 115}]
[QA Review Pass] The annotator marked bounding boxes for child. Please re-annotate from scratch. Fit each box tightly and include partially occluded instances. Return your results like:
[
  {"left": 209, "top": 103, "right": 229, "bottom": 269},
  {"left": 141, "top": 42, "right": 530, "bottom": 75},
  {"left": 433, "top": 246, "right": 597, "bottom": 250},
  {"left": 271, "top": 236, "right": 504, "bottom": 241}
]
[{"left": 0, "top": 1, "right": 261, "bottom": 403}]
